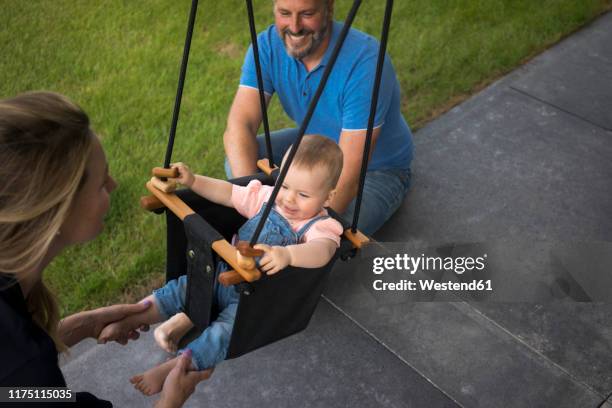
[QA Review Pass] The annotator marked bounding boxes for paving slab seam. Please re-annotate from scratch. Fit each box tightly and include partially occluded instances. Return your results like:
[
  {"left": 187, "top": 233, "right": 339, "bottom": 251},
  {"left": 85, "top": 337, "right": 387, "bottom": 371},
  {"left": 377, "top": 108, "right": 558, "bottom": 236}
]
[
  {"left": 508, "top": 85, "right": 612, "bottom": 132},
  {"left": 450, "top": 302, "right": 606, "bottom": 399},
  {"left": 600, "top": 392, "right": 612, "bottom": 408},
  {"left": 321, "top": 294, "right": 465, "bottom": 408}
]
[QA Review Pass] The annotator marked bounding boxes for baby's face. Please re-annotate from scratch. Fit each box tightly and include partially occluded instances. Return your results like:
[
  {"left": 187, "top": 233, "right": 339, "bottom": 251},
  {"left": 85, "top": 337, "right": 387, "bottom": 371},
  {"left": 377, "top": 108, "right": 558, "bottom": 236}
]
[{"left": 275, "top": 164, "right": 334, "bottom": 222}]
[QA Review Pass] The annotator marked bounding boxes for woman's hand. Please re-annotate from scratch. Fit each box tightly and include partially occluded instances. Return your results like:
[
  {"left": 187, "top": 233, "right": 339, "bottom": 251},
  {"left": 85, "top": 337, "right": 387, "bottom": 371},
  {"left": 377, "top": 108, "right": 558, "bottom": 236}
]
[
  {"left": 155, "top": 350, "right": 213, "bottom": 408},
  {"left": 253, "top": 244, "right": 292, "bottom": 275},
  {"left": 58, "top": 301, "right": 151, "bottom": 348},
  {"left": 170, "top": 162, "right": 195, "bottom": 188},
  {"left": 90, "top": 301, "right": 151, "bottom": 342}
]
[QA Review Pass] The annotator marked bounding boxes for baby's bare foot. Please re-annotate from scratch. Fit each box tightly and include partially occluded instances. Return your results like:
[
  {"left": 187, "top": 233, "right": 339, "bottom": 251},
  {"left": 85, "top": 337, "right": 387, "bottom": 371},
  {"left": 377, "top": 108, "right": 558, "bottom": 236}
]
[
  {"left": 129, "top": 358, "right": 177, "bottom": 396},
  {"left": 154, "top": 313, "right": 194, "bottom": 353}
]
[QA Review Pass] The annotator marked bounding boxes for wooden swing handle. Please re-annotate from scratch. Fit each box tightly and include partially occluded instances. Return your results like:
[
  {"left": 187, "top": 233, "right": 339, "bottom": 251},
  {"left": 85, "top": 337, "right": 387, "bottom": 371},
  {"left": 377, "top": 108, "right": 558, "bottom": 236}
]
[
  {"left": 140, "top": 194, "right": 164, "bottom": 211},
  {"left": 211, "top": 240, "right": 261, "bottom": 282},
  {"left": 152, "top": 167, "right": 179, "bottom": 178},
  {"left": 257, "top": 159, "right": 278, "bottom": 176},
  {"left": 150, "top": 177, "right": 177, "bottom": 193},
  {"left": 236, "top": 241, "right": 265, "bottom": 257},
  {"left": 344, "top": 228, "right": 370, "bottom": 249},
  {"left": 217, "top": 243, "right": 264, "bottom": 286},
  {"left": 218, "top": 270, "right": 245, "bottom": 286},
  {"left": 146, "top": 181, "right": 193, "bottom": 220}
]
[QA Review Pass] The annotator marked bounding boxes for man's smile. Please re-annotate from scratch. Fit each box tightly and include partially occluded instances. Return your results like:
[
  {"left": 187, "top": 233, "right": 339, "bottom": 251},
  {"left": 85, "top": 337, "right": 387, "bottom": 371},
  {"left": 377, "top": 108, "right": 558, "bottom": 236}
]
[{"left": 284, "top": 30, "right": 312, "bottom": 45}]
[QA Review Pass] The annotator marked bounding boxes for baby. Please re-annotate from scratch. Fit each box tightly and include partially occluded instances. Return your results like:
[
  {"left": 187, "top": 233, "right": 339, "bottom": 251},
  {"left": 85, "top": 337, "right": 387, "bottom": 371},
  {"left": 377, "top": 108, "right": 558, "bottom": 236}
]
[{"left": 98, "top": 134, "right": 344, "bottom": 396}]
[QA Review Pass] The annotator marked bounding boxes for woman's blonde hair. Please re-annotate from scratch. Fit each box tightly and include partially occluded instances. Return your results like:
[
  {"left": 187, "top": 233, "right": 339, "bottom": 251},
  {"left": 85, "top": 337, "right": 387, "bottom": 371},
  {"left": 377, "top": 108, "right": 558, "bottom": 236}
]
[{"left": 0, "top": 91, "right": 94, "bottom": 352}]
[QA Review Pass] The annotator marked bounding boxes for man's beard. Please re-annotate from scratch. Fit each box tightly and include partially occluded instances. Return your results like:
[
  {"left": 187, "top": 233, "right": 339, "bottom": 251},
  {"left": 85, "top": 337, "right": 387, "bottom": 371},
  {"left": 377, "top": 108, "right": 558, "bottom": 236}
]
[{"left": 282, "top": 19, "right": 330, "bottom": 60}]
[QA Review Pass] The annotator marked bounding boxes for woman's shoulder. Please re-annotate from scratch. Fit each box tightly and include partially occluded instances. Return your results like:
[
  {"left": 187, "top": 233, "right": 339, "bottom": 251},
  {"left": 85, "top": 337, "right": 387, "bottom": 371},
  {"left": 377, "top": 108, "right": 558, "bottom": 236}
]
[{"left": 0, "top": 287, "right": 63, "bottom": 386}]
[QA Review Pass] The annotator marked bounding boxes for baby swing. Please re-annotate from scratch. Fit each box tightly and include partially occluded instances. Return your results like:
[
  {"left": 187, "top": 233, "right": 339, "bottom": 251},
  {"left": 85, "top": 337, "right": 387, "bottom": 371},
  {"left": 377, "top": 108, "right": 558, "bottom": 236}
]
[{"left": 140, "top": 0, "right": 393, "bottom": 359}]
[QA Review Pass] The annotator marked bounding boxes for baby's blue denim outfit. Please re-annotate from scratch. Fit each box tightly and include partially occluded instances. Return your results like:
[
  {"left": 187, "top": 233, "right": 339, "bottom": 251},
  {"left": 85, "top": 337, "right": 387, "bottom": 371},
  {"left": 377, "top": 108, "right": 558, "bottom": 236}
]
[{"left": 153, "top": 202, "right": 329, "bottom": 370}]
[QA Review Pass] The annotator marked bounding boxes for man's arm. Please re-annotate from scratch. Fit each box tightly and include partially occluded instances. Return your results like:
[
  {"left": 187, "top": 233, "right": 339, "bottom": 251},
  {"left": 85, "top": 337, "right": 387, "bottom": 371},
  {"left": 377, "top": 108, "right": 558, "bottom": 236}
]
[
  {"left": 223, "top": 86, "right": 270, "bottom": 177},
  {"left": 330, "top": 127, "right": 381, "bottom": 214}
]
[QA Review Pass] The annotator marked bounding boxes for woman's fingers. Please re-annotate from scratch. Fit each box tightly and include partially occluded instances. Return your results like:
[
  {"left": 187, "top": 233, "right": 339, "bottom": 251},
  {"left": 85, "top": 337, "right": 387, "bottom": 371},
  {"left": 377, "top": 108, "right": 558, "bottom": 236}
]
[
  {"left": 193, "top": 367, "right": 214, "bottom": 381},
  {"left": 127, "top": 330, "right": 140, "bottom": 340},
  {"left": 97, "top": 300, "right": 152, "bottom": 326},
  {"left": 176, "top": 350, "right": 192, "bottom": 372}
]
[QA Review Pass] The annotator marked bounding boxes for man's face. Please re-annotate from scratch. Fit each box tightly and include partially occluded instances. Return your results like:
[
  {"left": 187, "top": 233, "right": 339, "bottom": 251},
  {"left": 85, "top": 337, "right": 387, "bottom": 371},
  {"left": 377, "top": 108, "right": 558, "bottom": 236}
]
[{"left": 274, "top": 0, "right": 332, "bottom": 60}]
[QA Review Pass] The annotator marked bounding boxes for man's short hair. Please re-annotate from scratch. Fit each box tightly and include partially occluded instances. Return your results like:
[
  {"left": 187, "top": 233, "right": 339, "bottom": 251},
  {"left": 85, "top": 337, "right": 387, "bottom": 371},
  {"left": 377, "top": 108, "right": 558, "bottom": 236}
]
[
  {"left": 290, "top": 134, "right": 343, "bottom": 189},
  {"left": 273, "top": 0, "right": 332, "bottom": 11}
]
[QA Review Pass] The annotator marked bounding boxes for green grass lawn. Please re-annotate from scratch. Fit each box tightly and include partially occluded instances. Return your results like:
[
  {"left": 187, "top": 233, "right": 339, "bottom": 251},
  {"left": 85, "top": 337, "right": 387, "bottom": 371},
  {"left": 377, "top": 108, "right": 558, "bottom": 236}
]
[{"left": 1, "top": 0, "right": 610, "bottom": 315}]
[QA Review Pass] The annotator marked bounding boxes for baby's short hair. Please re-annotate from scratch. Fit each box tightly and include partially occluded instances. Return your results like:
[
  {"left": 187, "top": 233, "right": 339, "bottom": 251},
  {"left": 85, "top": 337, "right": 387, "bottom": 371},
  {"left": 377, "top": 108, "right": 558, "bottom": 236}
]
[{"left": 289, "top": 134, "right": 343, "bottom": 189}]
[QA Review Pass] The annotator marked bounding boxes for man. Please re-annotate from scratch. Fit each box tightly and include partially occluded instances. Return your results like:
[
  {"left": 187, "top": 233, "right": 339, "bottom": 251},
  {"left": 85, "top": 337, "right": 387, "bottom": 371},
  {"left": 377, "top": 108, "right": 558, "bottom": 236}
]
[{"left": 223, "top": 0, "right": 413, "bottom": 235}]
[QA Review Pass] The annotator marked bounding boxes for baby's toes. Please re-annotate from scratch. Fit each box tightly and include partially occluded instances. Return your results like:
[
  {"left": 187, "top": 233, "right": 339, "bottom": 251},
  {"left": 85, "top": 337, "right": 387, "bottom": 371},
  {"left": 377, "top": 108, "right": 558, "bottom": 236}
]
[{"left": 129, "top": 374, "right": 142, "bottom": 384}]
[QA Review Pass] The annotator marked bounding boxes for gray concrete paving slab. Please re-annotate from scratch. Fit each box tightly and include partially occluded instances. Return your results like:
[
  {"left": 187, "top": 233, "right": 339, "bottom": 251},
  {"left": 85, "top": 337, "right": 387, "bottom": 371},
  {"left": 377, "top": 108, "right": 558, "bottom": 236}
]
[
  {"left": 506, "top": 12, "right": 612, "bottom": 131},
  {"left": 344, "top": 14, "right": 612, "bottom": 406},
  {"left": 61, "top": 301, "right": 459, "bottom": 408},
  {"left": 469, "top": 303, "right": 612, "bottom": 396},
  {"left": 374, "top": 84, "right": 612, "bottom": 244},
  {"left": 324, "top": 263, "right": 603, "bottom": 408}
]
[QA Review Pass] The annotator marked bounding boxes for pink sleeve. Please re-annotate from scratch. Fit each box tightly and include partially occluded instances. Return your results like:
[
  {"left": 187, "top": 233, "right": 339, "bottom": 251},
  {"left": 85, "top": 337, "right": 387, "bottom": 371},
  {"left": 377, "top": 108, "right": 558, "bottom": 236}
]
[
  {"left": 231, "top": 180, "right": 273, "bottom": 219},
  {"left": 302, "top": 218, "right": 344, "bottom": 247}
]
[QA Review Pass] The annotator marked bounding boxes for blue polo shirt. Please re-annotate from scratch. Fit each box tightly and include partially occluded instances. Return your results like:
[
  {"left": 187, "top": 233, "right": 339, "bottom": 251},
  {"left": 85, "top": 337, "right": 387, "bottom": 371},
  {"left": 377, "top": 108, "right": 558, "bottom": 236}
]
[{"left": 240, "top": 21, "right": 413, "bottom": 171}]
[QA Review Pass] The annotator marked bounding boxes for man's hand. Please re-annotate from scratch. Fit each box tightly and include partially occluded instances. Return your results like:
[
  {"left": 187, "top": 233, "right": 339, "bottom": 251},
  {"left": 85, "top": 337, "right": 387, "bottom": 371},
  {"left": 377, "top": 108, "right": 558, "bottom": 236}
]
[
  {"left": 254, "top": 244, "right": 292, "bottom": 275},
  {"left": 155, "top": 350, "right": 213, "bottom": 408}
]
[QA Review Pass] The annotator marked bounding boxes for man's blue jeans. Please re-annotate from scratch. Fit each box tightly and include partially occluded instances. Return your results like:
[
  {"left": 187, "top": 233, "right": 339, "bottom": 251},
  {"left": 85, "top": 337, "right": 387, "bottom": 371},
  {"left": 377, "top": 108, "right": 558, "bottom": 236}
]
[{"left": 224, "top": 128, "right": 411, "bottom": 235}]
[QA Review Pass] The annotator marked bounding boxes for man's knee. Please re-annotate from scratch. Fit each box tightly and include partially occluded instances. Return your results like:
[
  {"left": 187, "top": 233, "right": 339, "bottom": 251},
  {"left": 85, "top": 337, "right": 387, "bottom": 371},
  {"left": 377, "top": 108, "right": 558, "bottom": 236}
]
[{"left": 343, "top": 169, "right": 410, "bottom": 235}]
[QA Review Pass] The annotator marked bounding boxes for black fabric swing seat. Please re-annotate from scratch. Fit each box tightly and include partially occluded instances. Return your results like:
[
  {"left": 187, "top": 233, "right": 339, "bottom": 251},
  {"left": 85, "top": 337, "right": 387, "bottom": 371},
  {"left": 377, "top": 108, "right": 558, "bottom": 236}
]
[{"left": 163, "top": 172, "right": 355, "bottom": 359}]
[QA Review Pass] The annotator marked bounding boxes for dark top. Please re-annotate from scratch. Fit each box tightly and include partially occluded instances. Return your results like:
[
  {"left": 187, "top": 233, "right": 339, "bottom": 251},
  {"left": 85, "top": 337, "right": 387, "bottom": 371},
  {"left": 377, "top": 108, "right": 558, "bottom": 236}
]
[{"left": 0, "top": 274, "right": 111, "bottom": 407}]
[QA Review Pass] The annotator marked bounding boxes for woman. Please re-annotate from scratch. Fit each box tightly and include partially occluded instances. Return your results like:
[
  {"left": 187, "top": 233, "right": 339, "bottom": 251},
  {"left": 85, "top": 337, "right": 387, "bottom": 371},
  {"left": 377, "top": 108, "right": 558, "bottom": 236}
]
[{"left": 0, "top": 91, "right": 207, "bottom": 407}]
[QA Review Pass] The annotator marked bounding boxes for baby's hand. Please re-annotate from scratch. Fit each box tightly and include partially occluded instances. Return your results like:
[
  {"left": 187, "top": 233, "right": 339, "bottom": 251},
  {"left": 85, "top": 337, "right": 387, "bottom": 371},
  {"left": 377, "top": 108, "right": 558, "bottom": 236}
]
[
  {"left": 170, "top": 162, "right": 195, "bottom": 188},
  {"left": 253, "top": 244, "right": 292, "bottom": 275}
]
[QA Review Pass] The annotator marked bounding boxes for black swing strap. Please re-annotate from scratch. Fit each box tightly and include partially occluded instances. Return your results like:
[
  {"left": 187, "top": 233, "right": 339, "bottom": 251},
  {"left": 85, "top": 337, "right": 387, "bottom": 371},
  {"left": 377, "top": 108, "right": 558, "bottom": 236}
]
[
  {"left": 248, "top": 0, "right": 363, "bottom": 247},
  {"left": 163, "top": 0, "right": 199, "bottom": 169},
  {"left": 246, "top": 0, "right": 275, "bottom": 167},
  {"left": 351, "top": 0, "right": 394, "bottom": 232}
]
